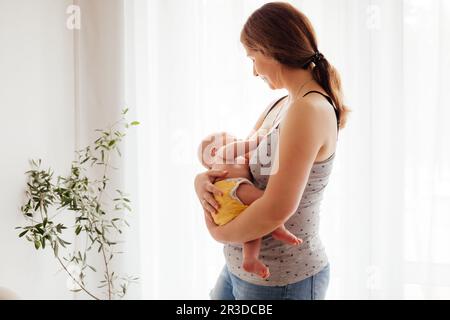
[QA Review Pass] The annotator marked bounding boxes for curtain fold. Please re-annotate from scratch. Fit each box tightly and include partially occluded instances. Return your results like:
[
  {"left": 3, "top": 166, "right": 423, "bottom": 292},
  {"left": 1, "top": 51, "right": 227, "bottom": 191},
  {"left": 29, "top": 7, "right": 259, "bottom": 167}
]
[{"left": 75, "top": 0, "right": 141, "bottom": 299}]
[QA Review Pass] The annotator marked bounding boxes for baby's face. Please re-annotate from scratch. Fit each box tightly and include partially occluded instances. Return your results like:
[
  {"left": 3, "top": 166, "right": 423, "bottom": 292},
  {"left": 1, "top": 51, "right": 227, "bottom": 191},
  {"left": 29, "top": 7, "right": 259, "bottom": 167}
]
[{"left": 198, "top": 132, "right": 237, "bottom": 169}]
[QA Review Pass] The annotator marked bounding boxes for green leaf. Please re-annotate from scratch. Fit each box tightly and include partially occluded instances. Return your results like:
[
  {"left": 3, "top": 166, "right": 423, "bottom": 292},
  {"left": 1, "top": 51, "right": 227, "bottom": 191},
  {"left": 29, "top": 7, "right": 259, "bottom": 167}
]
[
  {"left": 34, "top": 240, "right": 41, "bottom": 250},
  {"left": 56, "top": 224, "right": 66, "bottom": 233},
  {"left": 130, "top": 121, "right": 140, "bottom": 126},
  {"left": 35, "top": 226, "right": 45, "bottom": 235},
  {"left": 75, "top": 225, "right": 82, "bottom": 235},
  {"left": 53, "top": 242, "right": 59, "bottom": 257},
  {"left": 19, "top": 230, "right": 28, "bottom": 237},
  {"left": 122, "top": 108, "right": 129, "bottom": 115},
  {"left": 57, "top": 237, "right": 71, "bottom": 248}
]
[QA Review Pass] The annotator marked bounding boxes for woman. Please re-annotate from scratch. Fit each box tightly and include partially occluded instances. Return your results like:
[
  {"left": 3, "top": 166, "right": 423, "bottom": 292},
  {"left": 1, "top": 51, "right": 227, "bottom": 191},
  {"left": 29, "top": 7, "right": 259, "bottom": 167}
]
[{"left": 194, "top": 2, "right": 350, "bottom": 300}]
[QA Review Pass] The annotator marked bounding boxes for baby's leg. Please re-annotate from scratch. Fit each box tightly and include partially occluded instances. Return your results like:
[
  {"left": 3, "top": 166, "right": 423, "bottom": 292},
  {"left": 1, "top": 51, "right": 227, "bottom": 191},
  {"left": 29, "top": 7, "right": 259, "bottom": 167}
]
[
  {"left": 271, "top": 225, "right": 303, "bottom": 246},
  {"left": 242, "top": 238, "right": 270, "bottom": 279}
]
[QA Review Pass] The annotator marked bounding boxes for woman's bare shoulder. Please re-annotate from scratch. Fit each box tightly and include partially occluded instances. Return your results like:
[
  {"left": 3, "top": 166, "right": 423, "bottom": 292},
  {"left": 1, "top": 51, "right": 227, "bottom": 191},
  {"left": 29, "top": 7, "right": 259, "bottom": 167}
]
[
  {"left": 279, "top": 98, "right": 328, "bottom": 153},
  {"left": 279, "top": 94, "right": 336, "bottom": 161}
]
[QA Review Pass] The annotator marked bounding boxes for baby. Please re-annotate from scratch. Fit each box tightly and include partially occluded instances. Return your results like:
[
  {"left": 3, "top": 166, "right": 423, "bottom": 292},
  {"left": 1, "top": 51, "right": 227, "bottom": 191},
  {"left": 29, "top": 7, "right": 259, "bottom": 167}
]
[{"left": 197, "top": 131, "right": 301, "bottom": 279}]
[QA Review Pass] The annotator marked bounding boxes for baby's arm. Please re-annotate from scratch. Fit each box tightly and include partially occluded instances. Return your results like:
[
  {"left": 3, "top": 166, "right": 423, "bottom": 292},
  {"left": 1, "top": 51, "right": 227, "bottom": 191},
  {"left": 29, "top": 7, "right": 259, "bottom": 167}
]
[
  {"left": 217, "top": 132, "right": 267, "bottom": 161},
  {"left": 235, "top": 183, "right": 264, "bottom": 205}
]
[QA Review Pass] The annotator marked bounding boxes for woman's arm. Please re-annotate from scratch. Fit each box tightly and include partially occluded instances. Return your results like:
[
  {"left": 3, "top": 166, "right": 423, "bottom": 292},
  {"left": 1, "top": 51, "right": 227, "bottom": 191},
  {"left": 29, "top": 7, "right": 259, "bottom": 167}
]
[{"left": 206, "top": 100, "right": 327, "bottom": 244}]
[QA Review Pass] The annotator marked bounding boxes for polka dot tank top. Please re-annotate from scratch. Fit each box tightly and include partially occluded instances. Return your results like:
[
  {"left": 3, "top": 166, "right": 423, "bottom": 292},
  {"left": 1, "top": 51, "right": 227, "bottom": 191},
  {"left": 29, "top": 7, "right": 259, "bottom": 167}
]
[{"left": 223, "top": 94, "right": 338, "bottom": 286}]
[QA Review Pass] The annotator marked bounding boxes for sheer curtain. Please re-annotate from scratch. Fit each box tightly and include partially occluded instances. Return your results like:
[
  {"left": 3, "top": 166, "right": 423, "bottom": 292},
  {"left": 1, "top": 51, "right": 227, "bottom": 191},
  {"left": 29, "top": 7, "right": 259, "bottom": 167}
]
[{"left": 125, "top": 0, "right": 450, "bottom": 299}]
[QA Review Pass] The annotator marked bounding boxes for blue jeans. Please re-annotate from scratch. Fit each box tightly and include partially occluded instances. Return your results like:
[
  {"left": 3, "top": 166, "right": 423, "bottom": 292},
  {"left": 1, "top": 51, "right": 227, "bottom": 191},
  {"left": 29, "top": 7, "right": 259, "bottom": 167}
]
[{"left": 210, "top": 263, "right": 330, "bottom": 300}]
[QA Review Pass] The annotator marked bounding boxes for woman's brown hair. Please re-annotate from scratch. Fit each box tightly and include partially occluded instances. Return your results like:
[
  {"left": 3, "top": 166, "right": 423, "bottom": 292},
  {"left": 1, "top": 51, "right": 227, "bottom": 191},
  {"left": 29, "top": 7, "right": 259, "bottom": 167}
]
[{"left": 241, "top": 2, "right": 351, "bottom": 129}]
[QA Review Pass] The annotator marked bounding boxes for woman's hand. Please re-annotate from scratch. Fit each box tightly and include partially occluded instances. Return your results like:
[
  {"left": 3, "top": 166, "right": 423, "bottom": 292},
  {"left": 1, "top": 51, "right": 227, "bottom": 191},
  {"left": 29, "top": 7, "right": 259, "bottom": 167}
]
[{"left": 194, "top": 169, "right": 228, "bottom": 215}]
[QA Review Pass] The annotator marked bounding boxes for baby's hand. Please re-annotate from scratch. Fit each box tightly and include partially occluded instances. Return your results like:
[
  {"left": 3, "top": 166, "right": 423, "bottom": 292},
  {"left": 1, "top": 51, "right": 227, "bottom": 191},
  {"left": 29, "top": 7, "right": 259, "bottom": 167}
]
[
  {"left": 216, "top": 143, "right": 238, "bottom": 160},
  {"left": 215, "top": 145, "right": 227, "bottom": 159}
]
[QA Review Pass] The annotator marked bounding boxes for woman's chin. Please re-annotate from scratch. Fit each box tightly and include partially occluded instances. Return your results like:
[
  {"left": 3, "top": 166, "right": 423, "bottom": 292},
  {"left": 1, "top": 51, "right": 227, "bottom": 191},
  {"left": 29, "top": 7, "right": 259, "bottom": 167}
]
[
  {"left": 261, "top": 77, "right": 277, "bottom": 90},
  {"left": 267, "top": 83, "right": 276, "bottom": 90}
]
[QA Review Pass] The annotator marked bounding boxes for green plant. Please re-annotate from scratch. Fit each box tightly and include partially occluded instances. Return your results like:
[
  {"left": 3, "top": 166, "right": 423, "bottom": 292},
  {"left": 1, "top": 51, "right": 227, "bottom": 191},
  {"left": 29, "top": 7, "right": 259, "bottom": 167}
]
[{"left": 16, "top": 108, "right": 140, "bottom": 300}]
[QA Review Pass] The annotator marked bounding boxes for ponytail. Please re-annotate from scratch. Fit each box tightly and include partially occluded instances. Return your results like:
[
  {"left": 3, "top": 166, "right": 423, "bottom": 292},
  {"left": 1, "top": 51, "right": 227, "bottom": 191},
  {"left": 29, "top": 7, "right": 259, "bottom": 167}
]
[{"left": 311, "top": 56, "right": 350, "bottom": 130}]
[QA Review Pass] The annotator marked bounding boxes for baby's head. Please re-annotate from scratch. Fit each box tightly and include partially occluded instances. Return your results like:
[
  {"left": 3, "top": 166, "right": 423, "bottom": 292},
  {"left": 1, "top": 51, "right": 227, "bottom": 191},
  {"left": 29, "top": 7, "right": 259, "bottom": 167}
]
[{"left": 197, "top": 132, "right": 237, "bottom": 169}]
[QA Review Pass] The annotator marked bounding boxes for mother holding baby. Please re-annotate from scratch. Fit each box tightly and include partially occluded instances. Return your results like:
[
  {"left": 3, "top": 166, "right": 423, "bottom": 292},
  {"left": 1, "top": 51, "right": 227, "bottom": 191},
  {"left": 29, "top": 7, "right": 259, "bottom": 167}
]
[{"left": 194, "top": 2, "right": 350, "bottom": 300}]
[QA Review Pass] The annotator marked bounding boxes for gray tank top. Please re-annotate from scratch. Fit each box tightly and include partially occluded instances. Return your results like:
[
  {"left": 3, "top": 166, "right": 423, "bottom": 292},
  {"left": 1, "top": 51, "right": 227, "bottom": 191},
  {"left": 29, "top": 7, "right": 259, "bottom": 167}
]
[{"left": 223, "top": 93, "right": 338, "bottom": 286}]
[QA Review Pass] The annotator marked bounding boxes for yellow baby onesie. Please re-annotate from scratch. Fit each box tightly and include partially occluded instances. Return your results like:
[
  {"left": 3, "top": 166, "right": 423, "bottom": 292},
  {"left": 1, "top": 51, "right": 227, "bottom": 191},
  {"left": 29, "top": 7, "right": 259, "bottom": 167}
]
[{"left": 212, "top": 178, "right": 253, "bottom": 226}]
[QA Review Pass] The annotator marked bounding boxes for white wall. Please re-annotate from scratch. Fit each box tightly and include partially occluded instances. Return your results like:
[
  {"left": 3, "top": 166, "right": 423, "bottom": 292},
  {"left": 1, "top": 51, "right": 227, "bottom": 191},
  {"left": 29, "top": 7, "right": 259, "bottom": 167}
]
[
  {"left": 0, "top": 0, "right": 75, "bottom": 299},
  {"left": 0, "top": 0, "right": 139, "bottom": 300}
]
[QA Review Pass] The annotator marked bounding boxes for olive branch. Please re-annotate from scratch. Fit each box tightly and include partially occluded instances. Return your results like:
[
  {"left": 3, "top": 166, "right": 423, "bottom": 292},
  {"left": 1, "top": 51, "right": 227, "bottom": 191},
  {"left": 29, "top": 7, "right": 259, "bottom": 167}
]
[{"left": 16, "top": 108, "right": 139, "bottom": 300}]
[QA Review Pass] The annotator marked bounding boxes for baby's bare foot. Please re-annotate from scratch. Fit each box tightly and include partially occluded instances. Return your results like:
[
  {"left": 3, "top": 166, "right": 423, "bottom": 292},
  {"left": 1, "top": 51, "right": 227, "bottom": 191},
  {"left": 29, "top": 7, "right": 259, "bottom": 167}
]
[
  {"left": 272, "top": 229, "right": 302, "bottom": 246},
  {"left": 243, "top": 259, "right": 270, "bottom": 279}
]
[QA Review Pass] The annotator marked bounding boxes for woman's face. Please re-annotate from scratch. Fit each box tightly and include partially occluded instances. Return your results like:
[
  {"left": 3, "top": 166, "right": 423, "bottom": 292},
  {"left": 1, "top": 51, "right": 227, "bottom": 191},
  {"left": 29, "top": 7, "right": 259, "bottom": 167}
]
[{"left": 244, "top": 46, "right": 283, "bottom": 90}]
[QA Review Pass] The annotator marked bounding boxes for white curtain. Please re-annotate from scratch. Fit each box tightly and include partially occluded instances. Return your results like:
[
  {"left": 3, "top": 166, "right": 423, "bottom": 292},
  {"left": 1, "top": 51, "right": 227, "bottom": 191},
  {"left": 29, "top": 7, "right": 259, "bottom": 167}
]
[
  {"left": 125, "top": 0, "right": 450, "bottom": 299},
  {"left": 74, "top": 0, "right": 141, "bottom": 299}
]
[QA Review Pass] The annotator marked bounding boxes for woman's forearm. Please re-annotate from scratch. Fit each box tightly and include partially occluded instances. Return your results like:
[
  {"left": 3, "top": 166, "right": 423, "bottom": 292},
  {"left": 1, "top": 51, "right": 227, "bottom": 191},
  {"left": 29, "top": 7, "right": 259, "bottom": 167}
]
[
  {"left": 203, "top": 209, "right": 227, "bottom": 244},
  {"left": 214, "top": 195, "right": 288, "bottom": 244}
]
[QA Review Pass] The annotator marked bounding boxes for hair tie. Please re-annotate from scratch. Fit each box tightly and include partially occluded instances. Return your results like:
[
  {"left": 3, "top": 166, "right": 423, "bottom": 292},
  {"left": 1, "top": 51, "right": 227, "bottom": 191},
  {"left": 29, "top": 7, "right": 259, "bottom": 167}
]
[{"left": 312, "top": 51, "right": 324, "bottom": 64}]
